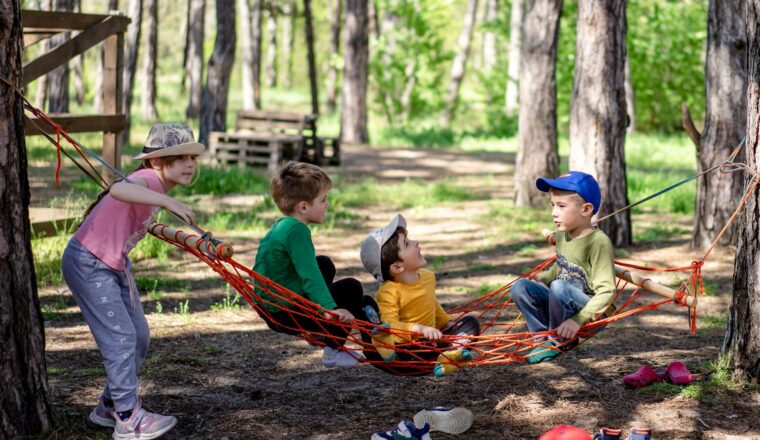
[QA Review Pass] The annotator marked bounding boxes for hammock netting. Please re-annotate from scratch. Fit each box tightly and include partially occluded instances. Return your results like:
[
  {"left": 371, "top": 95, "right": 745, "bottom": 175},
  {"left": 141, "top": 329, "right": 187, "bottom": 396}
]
[{"left": 8, "top": 75, "right": 759, "bottom": 377}]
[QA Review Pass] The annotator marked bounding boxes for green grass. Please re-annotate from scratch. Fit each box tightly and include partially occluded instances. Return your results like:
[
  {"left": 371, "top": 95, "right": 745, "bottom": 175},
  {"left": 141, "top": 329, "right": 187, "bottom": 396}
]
[
  {"left": 699, "top": 314, "right": 727, "bottom": 334},
  {"left": 331, "top": 177, "right": 483, "bottom": 210},
  {"left": 32, "top": 235, "right": 69, "bottom": 287}
]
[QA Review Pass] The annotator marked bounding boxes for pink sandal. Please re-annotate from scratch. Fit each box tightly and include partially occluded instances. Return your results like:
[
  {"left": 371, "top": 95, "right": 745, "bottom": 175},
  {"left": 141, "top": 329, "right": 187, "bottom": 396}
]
[
  {"left": 666, "top": 361, "right": 694, "bottom": 385},
  {"left": 622, "top": 364, "right": 663, "bottom": 388}
]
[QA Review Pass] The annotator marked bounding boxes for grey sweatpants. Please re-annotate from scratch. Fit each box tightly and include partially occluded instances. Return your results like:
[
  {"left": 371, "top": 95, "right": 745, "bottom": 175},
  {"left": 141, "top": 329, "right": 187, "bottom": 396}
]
[{"left": 61, "top": 239, "right": 149, "bottom": 412}]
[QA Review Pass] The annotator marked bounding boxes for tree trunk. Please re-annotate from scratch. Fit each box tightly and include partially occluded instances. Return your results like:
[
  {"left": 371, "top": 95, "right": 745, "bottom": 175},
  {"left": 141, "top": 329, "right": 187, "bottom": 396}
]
[
  {"left": 199, "top": 0, "right": 236, "bottom": 146},
  {"left": 513, "top": 0, "right": 561, "bottom": 208},
  {"left": 368, "top": 0, "right": 379, "bottom": 40},
  {"left": 568, "top": 0, "right": 631, "bottom": 247},
  {"left": 47, "top": 0, "right": 73, "bottom": 113},
  {"left": 693, "top": 0, "right": 747, "bottom": 250},
  {"left": 303, "top": 0, "right": 319, "bottom": 115},
  {"left": 439, "top": 0, "right": 479, "bottom": 126},
  {"left": 0, "top": 1, "right": 55, "bottom": 436},
  {"left": 723, "top": 0, "right": 760, "bottom": 382},
  {"left": 251, "top": 0, "right": 263, "bottom": 108},
  {"left": 240, "top": 0, "right": 254, "bottom": 109},
  {"left": 34, "top": 0, "right": 52, "bottom": 111},
  {"left": 265, "top": 1, "right": 278, "bottom": 87},
  {"left": 141, "top": 0, "right": 158, "bottom": 121},
  {"left": 121, "top": 0, "right": 143, "bottom": 145},
  {"left": 94, "top": 0, "right": 119, "bottom": 112},
  {"left": 185, "top": 0, "right": 205, "bottom": 118},
  {"left": 281, "top": 0, "right": 295, "bottom": 88},
  {"left": 482, "top": 0, "right": 498, "bottom": 71},
  {"left": 340, "top": 0, "right": 368, "bottom": 144},
  {"left": 624, "top": 51, "right": 635, "bottom": 133},
  {"left": 180, "top": 0, "right": 190, "bottom": 91},
  {"left": 325, "top": 0, "right": 342, "bottom": 113},
  {"left": 504, "top": 0, "right": 523, "bottom": 117},
  {"left": 71, "top": 0, "right": 86, "bottom": 105}
]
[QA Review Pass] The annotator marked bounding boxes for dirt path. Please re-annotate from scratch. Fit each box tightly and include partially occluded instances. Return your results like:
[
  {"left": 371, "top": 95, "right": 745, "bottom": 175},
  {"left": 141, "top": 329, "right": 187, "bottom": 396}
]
[{"left": 39, "top": 145, "right": 758, "bottom": 439}]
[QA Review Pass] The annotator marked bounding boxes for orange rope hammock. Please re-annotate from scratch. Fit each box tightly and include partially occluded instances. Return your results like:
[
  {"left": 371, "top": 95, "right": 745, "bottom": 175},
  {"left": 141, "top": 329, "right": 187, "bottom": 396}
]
[{"left": 6, "top": 74, "right": 758, "bottom": 376}]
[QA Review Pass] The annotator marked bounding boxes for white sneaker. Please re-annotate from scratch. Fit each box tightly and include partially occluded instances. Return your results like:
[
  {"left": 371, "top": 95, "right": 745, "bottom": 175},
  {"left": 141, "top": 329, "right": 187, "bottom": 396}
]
[
  {"left": 413, "top": 407, "right": 474, "bottom": 434},
  {"left": 322, "top": 346, "right": 364, "bottom": 368}
]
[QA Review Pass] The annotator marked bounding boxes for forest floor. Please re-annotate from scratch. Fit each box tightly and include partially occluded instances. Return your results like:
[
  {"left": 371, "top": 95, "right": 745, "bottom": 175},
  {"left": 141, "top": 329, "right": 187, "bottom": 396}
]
[{"left": 36, "top": 144, "right": 760, "bottom": 439}]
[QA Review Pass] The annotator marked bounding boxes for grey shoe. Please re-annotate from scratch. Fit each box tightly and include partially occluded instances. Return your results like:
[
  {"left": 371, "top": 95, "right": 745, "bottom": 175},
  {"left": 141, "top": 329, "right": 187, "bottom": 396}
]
[
  {"left": 88, "top": 401, "right": 116, "bottom": 428},
  {"left": 112, "top": 401, "right": 177, "bottom": 440},
  {"left": 413, "top": 406, "right": 474, "bottom": 434}
]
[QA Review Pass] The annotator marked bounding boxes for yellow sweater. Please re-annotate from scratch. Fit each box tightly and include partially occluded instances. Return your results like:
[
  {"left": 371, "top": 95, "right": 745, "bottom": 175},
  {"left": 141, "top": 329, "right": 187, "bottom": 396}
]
[{"left": 376, "top": 269, "right": 452, "bottom": 343}]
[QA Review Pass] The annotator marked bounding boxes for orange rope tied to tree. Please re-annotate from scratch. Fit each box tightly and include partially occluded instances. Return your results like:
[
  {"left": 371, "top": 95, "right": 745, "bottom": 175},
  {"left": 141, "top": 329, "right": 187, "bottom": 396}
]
[{"left": 4, "top": 74, "right": 757, "bottom": 376}]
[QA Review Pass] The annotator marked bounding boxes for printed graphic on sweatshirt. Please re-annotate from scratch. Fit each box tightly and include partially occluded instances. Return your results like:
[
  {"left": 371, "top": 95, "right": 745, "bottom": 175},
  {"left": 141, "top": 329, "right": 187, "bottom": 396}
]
[{"left": 555, "top": 253, "right": 594, "bottom": 296}]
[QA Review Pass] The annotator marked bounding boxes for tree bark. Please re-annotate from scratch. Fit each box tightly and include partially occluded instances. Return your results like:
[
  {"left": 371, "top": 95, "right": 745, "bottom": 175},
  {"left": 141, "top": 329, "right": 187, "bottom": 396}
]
[
  {"left": 121, "top": 0, "right": 142, "bottom": 145},
  {"left": 368, "top": 0, "right": 379, "bottom": 40},
  {"left": 47, "top": 0, "right": 73, "bottom": 113},
  {"left": 265, "top": 0, "right": 278, "bottom": 87},
  {"left": 0, "top": 0, "right": 55, "bottom": 436},
  {"left": 568, "top": 0, "right": 631, "bottom": 247},
  {"left": 693, "top": 0, "right": 747, "bottom": 250},
  {"left": 482, "top": 0, "right": 498, "bottom": 71},
  {"left": 325, "top": 0, "right": 342, "bottom": 113},
  {"left": 199, "top": 0, "right": 236, "bottom": 146},
  {"left": 340, "top": 0, "right": 369, "bottom": 144},
  {"left": 180, "top": 0, "right": 190, "bottom": 91},
  {"left": 185, "top": 0, "right": 205, "bottom": 118},
  {"left": 141, "top": 0, "right": 158, "bottom": 121},
  {"left": 513, "top": 0, "right": 561, "bottom": 208},
  {"left": 303, "top": 0, "right": 319, "bottom": 115},
  {"left": 71, "top": 0, "right": 86, "bottom": 105},
  {"left": 240, "top": 0, "right": 254, "bottom": 109},
  {"left": 281, "top": 0, "right": 295, "bottom": 88},
  {"left": 724, "top": 0, "right": 760, "bottom": 382},
  {"left": 439, "top": 0, "right": 479, "bottom": 125},
  {"left": 95, "top": 0, "right": 119, "bottom": 112},
  {"left": 504, "top": 0, "right": 523, "bottom": 117}
]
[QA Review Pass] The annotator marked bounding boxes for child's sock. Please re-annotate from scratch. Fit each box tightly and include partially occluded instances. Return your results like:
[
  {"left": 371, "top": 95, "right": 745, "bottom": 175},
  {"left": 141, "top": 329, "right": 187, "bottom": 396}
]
[
  {"left": 102, "top": 395, "right": 114, "bottom": 408},
  {"left": 370, "top": 323, "right": 396, "bottom": 362},
  {"left": 433, "top": 349, "right": 473, "bottom": 377}
]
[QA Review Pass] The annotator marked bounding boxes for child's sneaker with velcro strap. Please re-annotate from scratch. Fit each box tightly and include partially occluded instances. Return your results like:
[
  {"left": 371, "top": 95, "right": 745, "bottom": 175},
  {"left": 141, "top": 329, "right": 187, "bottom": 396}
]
[
  {"left": 112, "top": 401, "right": 177, "bottom": 440},
  {"left": 88, "top": 399, "right": 116, "bottom": 428},
  {"left": 413, "top": 406, "right": 474, "bottom": 434},
  {"left": 322, "top": 346, "right": 364, "bottom": 368},
  {"left": 371, "top": 420, "right": 431, "bottom": 440}
]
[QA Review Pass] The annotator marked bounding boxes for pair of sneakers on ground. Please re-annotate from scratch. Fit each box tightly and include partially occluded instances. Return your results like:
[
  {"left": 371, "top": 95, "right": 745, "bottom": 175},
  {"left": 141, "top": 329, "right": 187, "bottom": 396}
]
[
  {"left": 371, "top": 407, "right": 474, "bottom": 440},
  {"left": 89, "top": 396, "right": 176, "bottom": 440}
]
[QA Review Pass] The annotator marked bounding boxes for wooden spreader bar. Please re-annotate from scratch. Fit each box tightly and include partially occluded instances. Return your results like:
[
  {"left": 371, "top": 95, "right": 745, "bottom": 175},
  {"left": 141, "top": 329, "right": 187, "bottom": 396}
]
[
  {"left": 149, "top": 224, "right": 234, "bottom": 260},
  {"left": 614, "top": 266, "right": 698, "bottom": 307}
]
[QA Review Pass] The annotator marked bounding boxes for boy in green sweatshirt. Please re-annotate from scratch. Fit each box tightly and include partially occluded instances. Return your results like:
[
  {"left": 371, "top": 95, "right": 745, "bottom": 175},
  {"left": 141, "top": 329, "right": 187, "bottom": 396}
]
[
  {"left": 253, "top": 162, "right": 376, "bottom": 368},
  {"left": 510, "top": 171, "right": 616, "bottom": 364}
]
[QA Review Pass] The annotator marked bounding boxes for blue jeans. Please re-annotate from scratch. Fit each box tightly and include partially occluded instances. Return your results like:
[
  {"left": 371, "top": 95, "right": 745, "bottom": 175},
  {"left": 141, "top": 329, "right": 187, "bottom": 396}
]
[{"left": 510, "top": 278, "right": 589, "bottom": 334}]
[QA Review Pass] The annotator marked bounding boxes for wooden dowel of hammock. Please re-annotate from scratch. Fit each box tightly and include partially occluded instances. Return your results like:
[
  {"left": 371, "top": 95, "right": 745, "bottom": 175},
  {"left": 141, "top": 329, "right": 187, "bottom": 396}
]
[
  {"left": 614, "top": 266, "right": 697, "bottom": 307},
  {"left": 148, "top": 223, "right": 234, "bottom": 259}
]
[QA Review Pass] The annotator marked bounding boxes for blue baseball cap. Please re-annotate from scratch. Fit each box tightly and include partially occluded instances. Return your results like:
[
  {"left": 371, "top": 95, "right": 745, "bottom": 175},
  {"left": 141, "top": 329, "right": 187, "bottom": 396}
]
[{"left": 536, "top": 171, "right": 602, "bottom": 213}]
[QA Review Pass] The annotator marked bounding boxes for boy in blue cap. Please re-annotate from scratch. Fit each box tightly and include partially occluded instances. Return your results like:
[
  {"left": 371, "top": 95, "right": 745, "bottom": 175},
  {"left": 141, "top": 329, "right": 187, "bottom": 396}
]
[{"left": 510, "top": 171, "right": 616, "bottom": 363}]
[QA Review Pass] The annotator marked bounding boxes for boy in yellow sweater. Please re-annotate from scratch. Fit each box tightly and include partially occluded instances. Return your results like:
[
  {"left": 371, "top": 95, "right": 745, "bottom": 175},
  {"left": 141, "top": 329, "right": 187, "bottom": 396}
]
[{"left": 360, "top": 214, "right": 480, "bottom": 376}]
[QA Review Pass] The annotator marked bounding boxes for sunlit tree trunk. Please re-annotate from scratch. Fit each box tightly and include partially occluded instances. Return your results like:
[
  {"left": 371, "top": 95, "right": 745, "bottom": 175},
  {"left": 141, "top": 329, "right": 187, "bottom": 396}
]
[
  {"left": 624, "top": 52, "right": 634, "bottom": 133},
  {"left": 439, "top": 0, "right": 478, "bottom": 125},
  {"left": 723, "top": 0, "right": 760, "bottom": 382},
  {"left": 325, "top": 0, "right": 342, "bottom": 113},
  {"left": 141, "top": 0, "right": 158, "bottom": 121},
  {"left": 482, "top": 0, "right": 498, "bottom": 71},
  {"left": 34, "top": 0, "right": 52, "bottom": 110},
  {"left": 184, "top": 0, "right": 205, "bottom": 118},
  {"left": 504, "top": 0, "right": 523, "bottom": 117},
  {"left": 568, "top": 0, "right": 631, "bottom": 247},
  {"left": 121, "top": 0, "right": 142, "bottom": 145},
  {"left": 240, "top": 0, "right": 254, "bottom": 109},
  {"left": 340, "top": 0, "right": 369, "bottom": 144},
  {"left": 0, "top": 0, "right": 55, "bottom": 435},
  {"left": 513, "top": 0, "right": 561, "bottom": 208},
  {"left": 199, "top": 0, "right": 236, "bottom": 145},
  {"left": 265, "top": 0, "right": 278, "bottom": 87},
  {"left": 47, "top": 0, "right": 73, "bottom": 113},
  {"left": 281, "top": 0, "right": 295, "bottom": 88},
  {"left": 303, "top": 0, "right": 319, "bottom": 115},
  {"left": 693, "top": 0, "right": 747, "bottom": 250}
]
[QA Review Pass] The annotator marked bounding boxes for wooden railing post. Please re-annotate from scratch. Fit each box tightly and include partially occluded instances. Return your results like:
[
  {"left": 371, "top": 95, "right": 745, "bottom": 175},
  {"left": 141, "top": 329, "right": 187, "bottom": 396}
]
[{"left": 102, "top": 26, "right": 124, "bottom": 182}]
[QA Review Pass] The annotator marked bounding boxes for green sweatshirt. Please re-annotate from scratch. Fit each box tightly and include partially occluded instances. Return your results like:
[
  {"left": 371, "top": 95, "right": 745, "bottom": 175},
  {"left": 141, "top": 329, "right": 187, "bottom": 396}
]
[
  {"left": 253, "top": 217, "right": 337, "bottom": 313},
  {"left": 540, "top": 228, "right": 616, "bottom": 325}
]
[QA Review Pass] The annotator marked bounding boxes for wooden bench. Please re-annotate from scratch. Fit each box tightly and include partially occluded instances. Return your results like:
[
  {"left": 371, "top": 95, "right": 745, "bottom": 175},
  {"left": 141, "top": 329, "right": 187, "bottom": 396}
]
[{"left": 208, "top": 111, "right": 340, "bottom": 172}]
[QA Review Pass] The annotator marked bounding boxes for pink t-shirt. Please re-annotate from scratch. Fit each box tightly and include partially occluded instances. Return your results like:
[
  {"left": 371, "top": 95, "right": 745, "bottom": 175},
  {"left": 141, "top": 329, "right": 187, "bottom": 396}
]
[{"left": 74, "top": 168, "right": 166, "bottom": 270}]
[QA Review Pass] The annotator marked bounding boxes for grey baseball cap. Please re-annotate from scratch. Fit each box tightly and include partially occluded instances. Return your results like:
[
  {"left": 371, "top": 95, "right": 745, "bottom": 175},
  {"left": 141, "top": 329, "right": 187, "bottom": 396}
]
[
  {"left": 133, "top": 123, "right": 205, "bottom": 160},
  {"left": 360, "top": 214, "right": 407, "bottom": 282}
]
